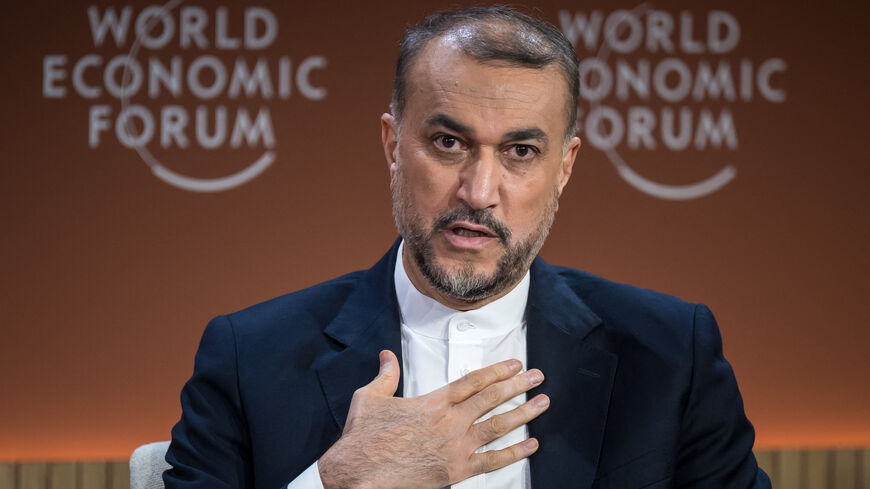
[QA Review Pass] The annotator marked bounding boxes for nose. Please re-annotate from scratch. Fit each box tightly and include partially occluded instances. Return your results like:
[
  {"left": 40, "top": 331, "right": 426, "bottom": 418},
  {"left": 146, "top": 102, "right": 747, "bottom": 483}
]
[{"left": 455, "top": 151, "right": 501, "bottom": 210}]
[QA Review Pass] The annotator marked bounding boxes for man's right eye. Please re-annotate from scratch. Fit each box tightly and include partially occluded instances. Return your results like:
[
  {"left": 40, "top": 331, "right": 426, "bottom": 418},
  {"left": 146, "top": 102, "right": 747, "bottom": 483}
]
[{"left": 434, "top": 134, "right": 462, "bottom": 151}]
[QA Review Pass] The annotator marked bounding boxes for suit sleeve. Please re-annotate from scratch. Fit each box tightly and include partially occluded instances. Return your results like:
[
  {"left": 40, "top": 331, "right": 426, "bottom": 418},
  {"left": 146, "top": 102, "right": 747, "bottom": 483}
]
[
  {"left": 163, "top": 315, "right": 254, "bottom": 489},
  {"left": 674, "top": 304, "right": 771, "bottom": 488}
]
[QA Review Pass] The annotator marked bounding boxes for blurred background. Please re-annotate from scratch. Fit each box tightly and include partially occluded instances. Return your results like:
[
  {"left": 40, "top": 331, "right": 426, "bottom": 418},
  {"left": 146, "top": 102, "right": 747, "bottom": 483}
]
[{"left": 1, "top": 0, "right": 868, "bottom": 487}]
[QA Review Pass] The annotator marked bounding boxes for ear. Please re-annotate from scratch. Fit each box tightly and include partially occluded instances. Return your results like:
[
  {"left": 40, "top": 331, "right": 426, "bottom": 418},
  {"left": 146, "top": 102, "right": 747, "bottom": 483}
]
[
  {"left": 381, "top": 113, "right": 399, "bottom": 186},
  {"left": 556, "top": 136, "right": 581, "bottom": 196}
]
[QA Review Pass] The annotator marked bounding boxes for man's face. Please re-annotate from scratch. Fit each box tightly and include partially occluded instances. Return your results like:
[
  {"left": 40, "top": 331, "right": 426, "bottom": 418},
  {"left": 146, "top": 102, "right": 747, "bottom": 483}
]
[{"left": 382, "top": 36, "right": 581, "bottom": 308}]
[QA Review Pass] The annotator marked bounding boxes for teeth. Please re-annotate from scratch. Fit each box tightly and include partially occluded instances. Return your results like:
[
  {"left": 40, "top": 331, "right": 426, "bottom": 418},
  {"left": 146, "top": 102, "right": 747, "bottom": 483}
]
[{"left": 454, "top": 227, "right": 487, "bottom": 238}]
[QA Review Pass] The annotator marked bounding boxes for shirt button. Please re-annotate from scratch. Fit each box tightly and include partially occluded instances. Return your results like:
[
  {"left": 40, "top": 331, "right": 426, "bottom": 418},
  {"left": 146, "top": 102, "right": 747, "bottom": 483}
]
[
  {"left": 456, "top": 320, "right": 475, "bottom": 332},
  {"left": 460, "top": 367, "right": 470, "bottom": 376}
]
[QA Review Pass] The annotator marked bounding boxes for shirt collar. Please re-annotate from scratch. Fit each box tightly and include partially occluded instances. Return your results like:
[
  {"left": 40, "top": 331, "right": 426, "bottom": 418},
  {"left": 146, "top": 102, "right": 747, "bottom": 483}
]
[{"left": 394, "top": 240, "right": 530, "bottom": 340}]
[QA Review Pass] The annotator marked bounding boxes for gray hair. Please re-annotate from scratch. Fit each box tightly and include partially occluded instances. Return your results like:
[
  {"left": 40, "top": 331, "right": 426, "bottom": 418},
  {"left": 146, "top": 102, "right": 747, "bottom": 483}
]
[{"left": 390, "top": 6, "right": 580, "bottom": 140}]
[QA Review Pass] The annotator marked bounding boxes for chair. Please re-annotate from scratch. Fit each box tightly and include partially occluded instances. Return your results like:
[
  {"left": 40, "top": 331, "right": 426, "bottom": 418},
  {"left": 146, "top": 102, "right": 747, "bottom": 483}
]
[{"left": 130, "top": 441, "right": 171, "bottom": 489}]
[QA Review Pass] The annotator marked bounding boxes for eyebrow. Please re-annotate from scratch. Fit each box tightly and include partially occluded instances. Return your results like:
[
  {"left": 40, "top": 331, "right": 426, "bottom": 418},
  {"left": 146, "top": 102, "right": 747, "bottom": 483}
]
[
  {"left": 424, "top": 113, "right": 549, "bottom": 145},
  {"left": 504, "top": 128, "right": 548, "bottom": 144},
  {"left": 423, "top": 113, "right": 473, "bottom": 136}
]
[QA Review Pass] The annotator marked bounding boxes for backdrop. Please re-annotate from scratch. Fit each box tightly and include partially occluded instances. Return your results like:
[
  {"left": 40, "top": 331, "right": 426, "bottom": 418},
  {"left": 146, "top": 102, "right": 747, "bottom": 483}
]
[{"left": 1, "top": 0, "right": 868, "bottom": 460}]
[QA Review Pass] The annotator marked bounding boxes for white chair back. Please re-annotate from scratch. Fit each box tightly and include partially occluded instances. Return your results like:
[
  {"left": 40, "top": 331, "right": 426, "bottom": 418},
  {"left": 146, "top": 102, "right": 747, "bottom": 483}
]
[{"left": 130, "top": 441, "right": 171, "bottom": 489}]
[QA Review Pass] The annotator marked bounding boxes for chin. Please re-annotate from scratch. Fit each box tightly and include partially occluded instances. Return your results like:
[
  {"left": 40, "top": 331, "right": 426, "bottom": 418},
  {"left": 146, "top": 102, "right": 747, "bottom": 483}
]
[
  {"left": 441, "top": 260, "right": 498, "bottom": 280},
  {"left": 432, "top": 250, "right": 500, "bottom": 275}
]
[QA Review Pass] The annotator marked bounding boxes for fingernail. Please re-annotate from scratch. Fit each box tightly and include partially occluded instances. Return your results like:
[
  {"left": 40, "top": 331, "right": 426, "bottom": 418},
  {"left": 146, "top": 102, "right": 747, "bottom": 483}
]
[
  {"left": 527, "top": 370, "right": 543, "bottom": 385},
  {"left": 524, "top": 438, "right": 539, "bottom": 451},
  {"left": 508, "top": 360, "right": 522, "bottom": 372},
  {"left": 534, "top": 395, "right": 550, "bottom": 409},
  {"left": 379, "top": 351, "right": 393, "bottom": 373}
]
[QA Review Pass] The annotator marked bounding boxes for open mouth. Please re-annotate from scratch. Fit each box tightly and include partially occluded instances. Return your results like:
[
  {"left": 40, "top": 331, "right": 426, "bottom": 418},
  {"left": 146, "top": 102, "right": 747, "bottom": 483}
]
[
  {"left": 448, "top": 222, "right": 496, "bottom": 239},
  {"left": 452, "top": 227, "right": 490, "bottom": 238}
]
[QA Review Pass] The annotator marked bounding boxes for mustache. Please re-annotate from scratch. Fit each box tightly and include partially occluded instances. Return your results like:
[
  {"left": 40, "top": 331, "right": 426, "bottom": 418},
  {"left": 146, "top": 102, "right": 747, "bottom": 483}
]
[{"left": 432, "top": 207, "right": 511, "bottom": 244}]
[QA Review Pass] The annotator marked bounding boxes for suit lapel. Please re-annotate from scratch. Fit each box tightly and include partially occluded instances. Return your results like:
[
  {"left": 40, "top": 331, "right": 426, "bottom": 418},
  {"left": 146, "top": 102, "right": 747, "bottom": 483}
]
[
  {"left": 313, "top": 247, "right": 618, "bottom": 487},
  {"left": 526, "top": 258, "right": 618, "bottom": 488},
  {"left": 315, "top": 241, "right": 404, "bottom": 431}
]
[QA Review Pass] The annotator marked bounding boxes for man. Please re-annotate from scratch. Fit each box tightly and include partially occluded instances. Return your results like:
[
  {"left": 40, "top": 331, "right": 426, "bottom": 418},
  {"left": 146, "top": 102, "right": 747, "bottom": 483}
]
[{"left": 165, "top": 6, "right": 770, "bottom": 489}]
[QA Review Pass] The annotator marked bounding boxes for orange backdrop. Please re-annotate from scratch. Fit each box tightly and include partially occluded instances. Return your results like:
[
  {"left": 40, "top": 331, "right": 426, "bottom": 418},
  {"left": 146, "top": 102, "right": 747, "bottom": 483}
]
[{"left": 1, "top": 0, "right": 868, "bottom": 460}]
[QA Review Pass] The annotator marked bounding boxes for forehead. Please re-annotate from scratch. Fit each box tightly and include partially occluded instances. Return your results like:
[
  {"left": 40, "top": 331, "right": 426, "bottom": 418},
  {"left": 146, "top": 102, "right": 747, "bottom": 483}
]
[{"left": 402, "top": 37, "right": 571, "bottom": 136}]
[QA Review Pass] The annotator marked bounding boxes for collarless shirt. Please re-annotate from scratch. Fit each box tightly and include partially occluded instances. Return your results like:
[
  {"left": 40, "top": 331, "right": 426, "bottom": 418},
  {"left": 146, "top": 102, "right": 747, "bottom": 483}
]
[
  {"left": 289, "top": 242, "right": 532, "bottom": 489},
  {"left": 396, "top": 241, "right": 531, "bottom": 489}
]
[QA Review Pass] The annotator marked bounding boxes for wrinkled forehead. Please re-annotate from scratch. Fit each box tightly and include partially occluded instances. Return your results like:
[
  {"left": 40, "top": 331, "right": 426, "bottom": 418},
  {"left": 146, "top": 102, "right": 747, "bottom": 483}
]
[{"left": 403, "top": 36, "right": 571, "bottom": 131}]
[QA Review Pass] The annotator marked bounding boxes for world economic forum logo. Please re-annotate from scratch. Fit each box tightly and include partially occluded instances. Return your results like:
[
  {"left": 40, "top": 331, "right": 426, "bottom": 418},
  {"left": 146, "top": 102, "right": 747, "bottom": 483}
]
[
  {"left": 559, "top": 5, "right": 787, "bottom": 200},
  {"left": 42, "top": 1, "right": 327, "bottom": 192}
]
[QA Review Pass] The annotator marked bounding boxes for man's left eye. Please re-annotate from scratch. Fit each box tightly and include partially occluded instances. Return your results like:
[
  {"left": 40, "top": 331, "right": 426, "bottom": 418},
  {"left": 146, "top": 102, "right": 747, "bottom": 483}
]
[{"left": 508, "top": 145, "right": 538, "bottom": 159}]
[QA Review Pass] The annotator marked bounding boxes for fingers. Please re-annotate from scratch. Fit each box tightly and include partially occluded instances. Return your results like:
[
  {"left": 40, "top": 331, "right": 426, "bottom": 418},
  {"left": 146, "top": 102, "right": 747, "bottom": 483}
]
[
  {"left": 462, "top": 369, "right": 544, "bottom": 419},
  {"left": 468, "top": 438, "right": 540, "bottom": 475},
  {"left": 470, "top": 394, "right": 550, "bottom": 444},
  {"left": 444, "top": 359, "right": 523, "bottom": 403}
]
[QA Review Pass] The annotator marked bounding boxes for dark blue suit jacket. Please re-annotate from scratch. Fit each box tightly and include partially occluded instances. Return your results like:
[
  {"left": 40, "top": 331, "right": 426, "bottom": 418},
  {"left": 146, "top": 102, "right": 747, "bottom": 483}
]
[{"left": 164, "top": 241, "right": 770, "bottom": 488}]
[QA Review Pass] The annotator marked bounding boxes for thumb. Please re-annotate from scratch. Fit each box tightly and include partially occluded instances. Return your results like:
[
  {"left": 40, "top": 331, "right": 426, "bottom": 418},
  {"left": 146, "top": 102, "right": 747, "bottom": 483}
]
[{"left": 368, "top": 350, "right": 400, "bottom": 397}]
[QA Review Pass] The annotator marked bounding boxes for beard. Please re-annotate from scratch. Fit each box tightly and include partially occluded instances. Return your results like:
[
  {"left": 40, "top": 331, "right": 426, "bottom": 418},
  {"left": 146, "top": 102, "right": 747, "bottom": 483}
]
[{"left": 391, "top": 165, "right": 558, "bottom": 303}]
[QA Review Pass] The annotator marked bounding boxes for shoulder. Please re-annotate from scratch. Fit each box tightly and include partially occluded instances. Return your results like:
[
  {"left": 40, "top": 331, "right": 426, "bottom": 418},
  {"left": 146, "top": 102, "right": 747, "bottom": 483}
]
[
  {"left": 217, "top": 269, "right": 368, "bottom": 341},
  {"left": 542, "top": 263, "right": 705, "bottom": 353},
  {"left": 549, "top": 264, "right": 698, "bottom": 321}
]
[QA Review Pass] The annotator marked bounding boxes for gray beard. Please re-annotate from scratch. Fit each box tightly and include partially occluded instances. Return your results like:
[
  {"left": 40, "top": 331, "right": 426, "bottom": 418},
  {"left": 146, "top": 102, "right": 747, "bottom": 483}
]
[{"left": 392, "top": 168, "right": 557, "bottom": 303}]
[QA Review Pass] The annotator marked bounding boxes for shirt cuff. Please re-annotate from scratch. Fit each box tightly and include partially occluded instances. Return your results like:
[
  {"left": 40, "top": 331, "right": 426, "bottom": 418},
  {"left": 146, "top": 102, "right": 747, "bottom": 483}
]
[{"left": 286, "top": 461, "right": 325, "bottom": 489}]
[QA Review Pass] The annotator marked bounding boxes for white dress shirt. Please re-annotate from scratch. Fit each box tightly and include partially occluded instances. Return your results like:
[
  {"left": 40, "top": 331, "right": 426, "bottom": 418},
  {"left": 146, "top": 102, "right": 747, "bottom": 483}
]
[{"left": 289, "top": 241, "right": 531, "bottom": 489}]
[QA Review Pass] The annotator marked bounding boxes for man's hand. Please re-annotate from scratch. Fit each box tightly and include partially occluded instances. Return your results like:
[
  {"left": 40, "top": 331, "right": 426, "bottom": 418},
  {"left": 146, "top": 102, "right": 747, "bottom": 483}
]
[{"left": 317, "top": 350, "right": 549, "bottom": 489}]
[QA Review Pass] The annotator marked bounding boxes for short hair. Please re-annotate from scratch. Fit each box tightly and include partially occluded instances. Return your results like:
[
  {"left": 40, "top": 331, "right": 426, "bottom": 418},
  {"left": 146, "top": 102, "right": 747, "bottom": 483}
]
[{"left": 390, "top": 6, "right": 580, "bottom": 140}]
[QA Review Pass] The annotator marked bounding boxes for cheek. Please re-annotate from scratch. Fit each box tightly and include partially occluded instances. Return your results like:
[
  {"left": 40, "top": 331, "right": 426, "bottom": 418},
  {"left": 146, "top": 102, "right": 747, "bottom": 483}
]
[
  {"left": 507, "top": 184, "right": 557, "bottom": 233},
  {"left": 403, "top": 160, "right": 457, "bottom": 211}
]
